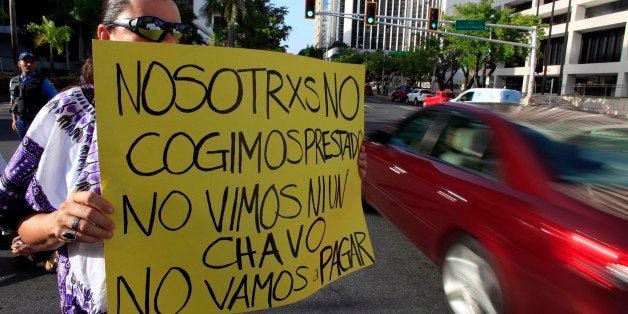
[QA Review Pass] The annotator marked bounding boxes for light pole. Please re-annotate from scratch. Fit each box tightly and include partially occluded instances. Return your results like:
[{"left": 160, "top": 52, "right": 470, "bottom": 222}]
[{"left": 9, "top": 0, "right": 18, "bottom": 68}]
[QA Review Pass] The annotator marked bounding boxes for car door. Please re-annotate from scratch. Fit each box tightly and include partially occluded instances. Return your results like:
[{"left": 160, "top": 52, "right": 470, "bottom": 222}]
[
  {"left": 416, "top": 110, "right": 553, "bottom": 270},
  {"left": 365, "top": 109, "right": 454, "bottom": 252}
]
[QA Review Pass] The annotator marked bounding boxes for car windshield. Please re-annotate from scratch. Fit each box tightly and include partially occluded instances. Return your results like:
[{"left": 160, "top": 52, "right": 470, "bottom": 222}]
[{"left": 516, "top": 124, "right": 628, "bottom": 187}]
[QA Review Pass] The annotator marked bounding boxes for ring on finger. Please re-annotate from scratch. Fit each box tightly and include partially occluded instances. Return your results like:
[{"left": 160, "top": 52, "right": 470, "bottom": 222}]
[
  {"left": 60, "top": 229, "right": 77, "bottom": 242},
  {"left": 71, "top": 217, "right": 81, "bottom": 231}
]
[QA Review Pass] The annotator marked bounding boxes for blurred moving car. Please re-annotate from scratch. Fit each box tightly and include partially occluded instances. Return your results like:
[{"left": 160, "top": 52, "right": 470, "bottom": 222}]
[
  {"left": 424, "top": 90, "right": 456, "bottom": 106},
  {"left": 406, "top": 88, "right": 433, "bottom": 106},
  {"left": 362, "top": 103, "right": 628, "bottom": 313},
  {"left": 453, "top": 88, "right": 521, "bottom": 105},
  {"left": 365, "top": 83, "right": 373, "bottom": 96},
  {"left": 391, "top": 85, "right": 411, "bottom": 102}
]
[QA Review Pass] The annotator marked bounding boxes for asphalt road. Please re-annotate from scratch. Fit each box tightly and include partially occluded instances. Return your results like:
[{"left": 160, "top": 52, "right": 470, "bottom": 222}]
[{"left": 0, "top": 97, "right": 450, "bottom": 313}]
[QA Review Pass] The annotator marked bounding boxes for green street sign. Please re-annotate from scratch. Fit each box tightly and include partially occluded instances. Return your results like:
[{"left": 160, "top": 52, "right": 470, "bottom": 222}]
[{"left": 455, "top": 20, "right": 486, "bottom": 31}]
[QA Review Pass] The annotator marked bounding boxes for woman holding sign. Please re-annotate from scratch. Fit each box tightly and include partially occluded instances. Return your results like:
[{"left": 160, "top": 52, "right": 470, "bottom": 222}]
[
  {"left": 0, "top": 0, "right": 367, "bottom": 313},
  {"left": 0, "top": 1, "right": 189, "bottom": 312}
]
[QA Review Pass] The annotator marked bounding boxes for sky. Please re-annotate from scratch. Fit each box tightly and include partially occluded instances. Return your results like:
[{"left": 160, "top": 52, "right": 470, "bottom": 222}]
[{"left": 272, "top": 0, "right": 315, "bottom": 54}]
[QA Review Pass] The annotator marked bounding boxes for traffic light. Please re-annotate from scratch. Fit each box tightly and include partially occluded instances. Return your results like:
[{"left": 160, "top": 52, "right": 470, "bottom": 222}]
[
  {"left": 365, "top": 2, "right": 378, "bottom": 26},
  {"left": 428, "top": 7, "right": 440, "bottom": 31},
  {"left": 305, "top": 0, "right": 316, "bottom": 19}
]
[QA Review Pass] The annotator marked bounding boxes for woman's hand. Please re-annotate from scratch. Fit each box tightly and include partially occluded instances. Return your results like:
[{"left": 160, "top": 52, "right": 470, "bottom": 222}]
[
  {"left": 52, "top": 191, "right": 115, "bottom": 244},
  {"left": 358, "top": 145, "right": 367, "bottom": 180}
]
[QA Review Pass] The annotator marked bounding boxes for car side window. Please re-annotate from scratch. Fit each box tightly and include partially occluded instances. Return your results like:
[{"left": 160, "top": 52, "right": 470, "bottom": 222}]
[
  {"left": 389, "top": 111, "right": 440, "bottom": 152},
  {"left": 459, "top": 92, "right": 474, "bottom": 102},
  {"left": 431, "top": 114, "right": 496, "bottom": 176}
]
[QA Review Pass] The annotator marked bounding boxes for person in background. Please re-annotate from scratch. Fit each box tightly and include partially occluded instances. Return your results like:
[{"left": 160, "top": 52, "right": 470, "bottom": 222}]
[
  {"left": 9, "top": 51, "right": 57, "bottom": 139},
  {"left": 0, "top": 1, "right": 367, "bottom": 313}
]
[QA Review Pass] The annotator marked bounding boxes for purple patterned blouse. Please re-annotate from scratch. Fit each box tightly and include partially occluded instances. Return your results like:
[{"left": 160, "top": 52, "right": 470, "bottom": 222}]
[{"left": 0, "top": 85, "right": 107, "bottom": 313}]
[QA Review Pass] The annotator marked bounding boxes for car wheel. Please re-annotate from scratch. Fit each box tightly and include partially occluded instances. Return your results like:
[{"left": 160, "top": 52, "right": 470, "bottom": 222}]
[
  {"left": 413, "top": 99, "right": 419, "bottom": 106},
  {"left": 442, "top": 236, "right": 503, "bottom": 314}
]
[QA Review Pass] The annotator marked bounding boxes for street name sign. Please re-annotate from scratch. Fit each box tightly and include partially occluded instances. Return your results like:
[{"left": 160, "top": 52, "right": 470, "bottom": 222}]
[{"left": 455, "top": 20, "right": 486, "bottom": 31}]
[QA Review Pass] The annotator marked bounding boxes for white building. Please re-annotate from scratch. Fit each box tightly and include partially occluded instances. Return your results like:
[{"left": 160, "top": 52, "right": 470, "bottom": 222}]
[
  {"left": 492, "top": 0, "right": 628, "bottom": 97},
  {"left": 315, "top": 0, "right": 445, "bottom": 52}
]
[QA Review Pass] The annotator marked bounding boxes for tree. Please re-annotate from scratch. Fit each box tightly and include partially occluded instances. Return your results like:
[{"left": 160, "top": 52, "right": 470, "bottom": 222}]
[
  {"left": 201, "top": 0, "right": 290, "bottom": 51},
  {"left": 235, "top": 0, "right": 291, "bottom": 51},
  {"left": 26, "top": 16, "right": 73, "bottom": 75},
  {"left": 298, "top": 45, "right": 324, "bottom": 59},
  {"left": 442, "top": 0, "right": 543, "bottom": 88},
  {"left": 175, "top": 0, "right": 205, "bottom": 45},
  {"left": 70, "top": 0, "right": 102, "bottom": 62},
  {"left": 330, "top": 46, "right": 363, "bottom": 64},
  {"left": 201, "top": 0, "right": 247, "bottom": 47},
  {"left": 403, "top": 47, "right": 438, "bottom": 86}
]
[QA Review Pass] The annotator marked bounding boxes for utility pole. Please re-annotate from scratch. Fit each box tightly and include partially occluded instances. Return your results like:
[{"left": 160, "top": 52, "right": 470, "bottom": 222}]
[
  {"left": 541, "top": 0, "right": 556, "bottom": 95},
  {"left": 9, "top": 0, "right": 18, "bottom": 68},
  {"left": 524, "top": 26, "right": 538, "bottom": 105}
]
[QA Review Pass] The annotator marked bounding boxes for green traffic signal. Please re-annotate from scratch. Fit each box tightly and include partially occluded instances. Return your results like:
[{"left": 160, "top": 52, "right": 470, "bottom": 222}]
[
  {"left": 305, "top": 0, "right": 316, "bottom": 19},
  {"left": 428, "top": 7, "right": 439, "bottom": 30},
  {"left": 365, "top": 2, "right": 377, "bottom": 26}
]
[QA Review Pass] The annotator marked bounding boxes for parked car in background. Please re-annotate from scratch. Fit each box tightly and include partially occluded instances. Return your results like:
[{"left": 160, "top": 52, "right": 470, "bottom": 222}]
[
  {"left": 365, "top": 83, "right": 373, "bottom": 95},
  {"left": 363, "top": 103, "right": 628, "bottom": 313},
  {"left": 391, "top": 85, "right": 411, "bottom": 102},
  {"left": 453, "top": 88, "right": 521, "bottom": 105},
  {"left": 424, "top": 90, "right": 456, "bottom": 106},
  {"left": 406, "top": 88, "right": 433, "bottom": 106}
]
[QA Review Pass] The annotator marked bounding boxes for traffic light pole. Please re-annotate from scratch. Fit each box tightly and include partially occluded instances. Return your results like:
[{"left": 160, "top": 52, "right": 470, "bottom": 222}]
[{"left": 313, "top": 11, "right": 539, "bottom": 102}]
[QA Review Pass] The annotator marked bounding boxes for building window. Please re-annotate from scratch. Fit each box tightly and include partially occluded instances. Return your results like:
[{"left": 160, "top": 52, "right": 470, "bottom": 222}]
[
  {"left": 509, "top": 1, "right": 532, "bottom": 13},
  {"left": 585, "top": 0, "right": 628, "bottom": 19},
  {"left": 574, "top": 75, "right": 618, "bottom": 96},
  {"left": 504, "top": 76, "right": 524, "bottom": 91},
  {"left": 541, "top": 13, "right": 569, "bottom": 25},
  {"left": 579, "top": 28, "right": 624, "bottom": 64},
  {"left": 539, "top": 36, "right": 565, "bottom": 68}
]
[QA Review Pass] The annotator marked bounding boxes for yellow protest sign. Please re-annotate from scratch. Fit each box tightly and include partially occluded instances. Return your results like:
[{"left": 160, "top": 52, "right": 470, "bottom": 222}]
[{"left": 94, "top": 40, "right": 375, "bottom": 313}]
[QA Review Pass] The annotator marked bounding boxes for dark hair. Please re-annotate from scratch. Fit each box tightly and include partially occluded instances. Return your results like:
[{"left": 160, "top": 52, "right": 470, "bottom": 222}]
[
  {"left": 80, "top": 58, "right": 94, "bottom": 85},
  {"left": 102, "top": 0, "right": 130, "bottom": 27},
  {"left": 80, "top": 0, "right": 130, "bottom": 85}
]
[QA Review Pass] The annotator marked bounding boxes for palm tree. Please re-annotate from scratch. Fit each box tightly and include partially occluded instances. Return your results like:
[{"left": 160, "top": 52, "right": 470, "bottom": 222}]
[
  {"left": 70, "top": 0, "right": 102, "bottom": 62},
  {"left": 201, "top": 0, "right": 247, "bottom": 47},
  {"left": 26, "top": 16, "right": 73, "bottom": 76}
]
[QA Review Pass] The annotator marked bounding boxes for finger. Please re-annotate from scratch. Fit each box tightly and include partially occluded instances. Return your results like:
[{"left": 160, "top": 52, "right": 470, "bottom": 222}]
[
  {"left": 61, "top": 202, "right": 115, "bottom": 232},
  {"left": 70, "top": 191, "right": 115, "bottom": 214},
  {"left": 58, "top": 196, "right": 115, "bottom": 232},
  {"left": 74, "top": 218, "right": 113, "bottom": 240},
  {"left": 69, "top": 231, "right": 104, "bottom": 244}
]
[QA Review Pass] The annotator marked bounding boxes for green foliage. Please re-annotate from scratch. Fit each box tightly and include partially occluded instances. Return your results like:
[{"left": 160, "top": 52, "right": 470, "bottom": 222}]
[
  {"left": 329, "top": 44, "right": 438, "bottom": 84},
  {"left": 201, "top": 0, "right": 291, "bottom": 51},
  {"left": 201, "top": 0, "right": 247, "bottom": 47},
  {"left": 27, "top": 16, "right": 72, "bottom": 56},
  {"left": 298, "top": 45, "right": 324, "bottom": 59},
  {"left": 442, "top": 0, "right": 544, "bottom": 87}
]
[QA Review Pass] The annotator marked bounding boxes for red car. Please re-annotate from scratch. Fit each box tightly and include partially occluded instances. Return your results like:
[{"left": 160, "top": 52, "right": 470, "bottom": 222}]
[
  {"left": 365, "top": 83, "right": 373, "bottom": 95},
  {"left": 391, "top": 85, "right": 411, "bottom": 102},
  {"left": 424, "top": 90, "right": 456, "bottom": 106},
  {"left": 363, "top": 103, "right": 628, "bottom": 313}
]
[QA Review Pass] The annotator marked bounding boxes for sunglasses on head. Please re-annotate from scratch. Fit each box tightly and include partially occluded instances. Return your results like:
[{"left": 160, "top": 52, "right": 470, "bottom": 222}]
[{"left": 109, "top": 16, "right": 190, "bottom": 43}]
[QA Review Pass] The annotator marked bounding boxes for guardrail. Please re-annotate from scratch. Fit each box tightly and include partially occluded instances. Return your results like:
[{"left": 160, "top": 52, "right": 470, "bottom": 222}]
[{"left": 571, "top": 84, "right": 628, "bottom": 98}]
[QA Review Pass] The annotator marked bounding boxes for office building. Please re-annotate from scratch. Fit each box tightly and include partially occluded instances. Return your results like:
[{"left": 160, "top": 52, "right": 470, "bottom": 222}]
[
  {"left": 492, "top": 0, "right": 627, "bottom": 97},
  {"left": 316, "top": 0, "right": 446, "bottom": 52}
]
